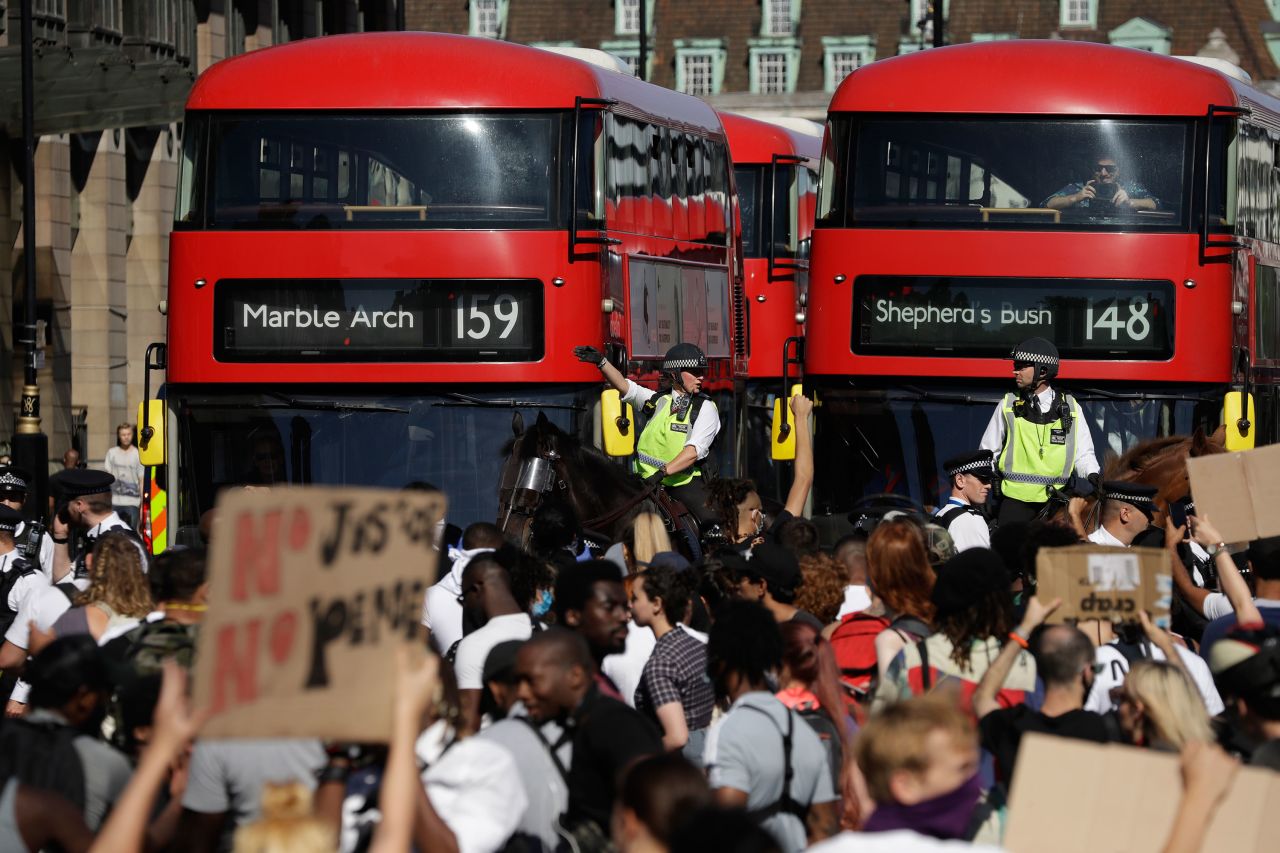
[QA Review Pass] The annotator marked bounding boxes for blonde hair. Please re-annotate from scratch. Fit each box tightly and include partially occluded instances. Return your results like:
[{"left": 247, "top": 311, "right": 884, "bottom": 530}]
[
  {"left": 1126, "top": 659, "right": 1215, "bottom": 749},
  {"left": 631, "top": 512, "right": 671, "bottom": 566},
  {"left": 854, "top": 693, "right": 975, "bottom": 804},
  {"left": 233, "top": 782, "right": 335, "bottom": 853},
  {"left": 74, "top": 532, "right": 153, "bottom": 617}
]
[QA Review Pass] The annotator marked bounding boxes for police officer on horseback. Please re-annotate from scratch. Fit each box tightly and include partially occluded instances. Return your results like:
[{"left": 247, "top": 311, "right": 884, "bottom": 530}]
[
  {"left": 574, "top": 342, "right": 720, "bottom": 525},
  {"left": 980, "top": 337, "right": 1099, "bottom": 526}
]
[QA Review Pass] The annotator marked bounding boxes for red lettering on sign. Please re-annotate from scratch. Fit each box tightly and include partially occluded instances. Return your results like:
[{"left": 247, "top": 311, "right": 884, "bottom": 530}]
[
  {"left": 269, "top": 610, "right": 298, "bottom": 664},
  {"left": 209, "top": 620, "right": 261, "bottom": 714},
  {"left": 233, "top": 511, "right": 283, "bottom": 602},
  {"left": 288, "top": 508, "right": 311, "bottom": 551}
]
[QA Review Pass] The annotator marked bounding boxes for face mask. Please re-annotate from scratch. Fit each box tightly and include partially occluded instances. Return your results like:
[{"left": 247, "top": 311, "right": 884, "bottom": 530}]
[
  {"left": 531, "top": 588, "right": 554, "bottom": 618},
  {"left": 863, "top": 772, "right": 982, "bottom": 840}
]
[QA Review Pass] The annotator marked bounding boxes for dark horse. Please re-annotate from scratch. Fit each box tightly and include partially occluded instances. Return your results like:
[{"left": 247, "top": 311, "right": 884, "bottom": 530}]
[
  {"left": 496, "top": 412, "right": 702, "bottom": 559},
  {"left": 1059, "top": 426, "right": 1226, "bottom": 533}
]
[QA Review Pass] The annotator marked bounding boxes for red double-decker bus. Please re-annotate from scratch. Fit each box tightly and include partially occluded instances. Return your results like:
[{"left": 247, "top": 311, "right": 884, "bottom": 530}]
[
  {"left": 718, "top": 112, "right": 820, "bottom": 500},
  {"left": 147, "top": 33, "right": 742, "bottom": 541},
  {"left": 807, "top": 41, "right": 1277, "bottom": 515}
]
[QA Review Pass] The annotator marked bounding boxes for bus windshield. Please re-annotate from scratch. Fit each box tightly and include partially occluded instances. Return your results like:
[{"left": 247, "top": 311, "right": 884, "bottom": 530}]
[
  {"left": 170, "top": 387, "right": 590, "bottom": 539},
  {"left": 180, "top": 112, "right": 567, "bottom": 230},
  {"left": 819, "top": 117, "right": 1193, "bottom": 231},
  {"left": 808, "top": 381, "right": 1221, "bottom": 514}
]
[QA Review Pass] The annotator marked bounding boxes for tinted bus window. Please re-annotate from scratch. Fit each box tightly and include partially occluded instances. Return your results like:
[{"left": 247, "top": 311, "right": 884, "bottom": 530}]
[
  {"left": 186, "top": 113, "right": 565, "bottom": 230},
  {"left": 821, "top": 118, "right": 1192, "bottom": 231},
  {"left": 735, "top": 165, "right": 762, "bottom": 257}
]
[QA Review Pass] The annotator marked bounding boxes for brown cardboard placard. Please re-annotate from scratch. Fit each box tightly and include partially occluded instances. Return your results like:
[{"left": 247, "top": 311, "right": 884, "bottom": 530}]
[
  {"left": 1035, "top": 545, "right": 1171, "bottom": 627},
  {"left": 1005, "top": 734, "right": 1280, "bottom": 853},
  {"left": 191, "top": 486, "right": 444, "bottom": 742},
  {"left": 1186, "top": 442, "right": 1280, "bottom": 544}
]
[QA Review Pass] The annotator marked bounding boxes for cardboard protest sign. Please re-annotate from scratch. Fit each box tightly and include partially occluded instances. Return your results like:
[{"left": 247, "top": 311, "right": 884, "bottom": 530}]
[
  {"left": 1035, "top": 546, "right": 1171, "bottom": 626},
  {"left": 1005, "top": 734, "right": 1280, "bottom": 853},
  {"left": 1186, "top": 442, "right": 1280, "bottom": 544},
  {"left": 192, "top": 486, "right": 444, "bottom": 741}
]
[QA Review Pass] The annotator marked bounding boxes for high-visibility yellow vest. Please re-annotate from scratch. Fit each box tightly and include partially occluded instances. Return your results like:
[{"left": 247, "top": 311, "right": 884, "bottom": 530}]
[
  {"left": 996, "top": 391, "right": 1082, "bottom": 503},
  {"left": 635, "top": 394, "right": 706, "bottom": 488}
]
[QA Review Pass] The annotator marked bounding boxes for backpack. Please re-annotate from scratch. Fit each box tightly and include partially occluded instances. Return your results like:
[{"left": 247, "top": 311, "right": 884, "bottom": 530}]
[
  {"left": 0, "top": 556, "right": 38, "bottom": 637},
  {"left": 795, "top": 705, "right": 844, "bottom": 792},
  {"left": 829, "top": 611, "right": 932, "bottom": 721},
  {"left": 102, "top": 619, "right": 199, "bottom": 749},
  {"left": 0, "top": 717, "right": 87, "bottom": 811}
]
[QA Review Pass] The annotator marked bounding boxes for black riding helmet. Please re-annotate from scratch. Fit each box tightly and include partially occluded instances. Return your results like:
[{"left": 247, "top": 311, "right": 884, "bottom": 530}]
[
  {"left": 1011, "top": 336, "right": 1059, "bottom": 382},
  {"left": 662, "top": 342, "right": 708, "bottom": 374}
]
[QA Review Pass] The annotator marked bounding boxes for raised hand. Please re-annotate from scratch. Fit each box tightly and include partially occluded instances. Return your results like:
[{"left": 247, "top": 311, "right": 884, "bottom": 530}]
[{"left": 573, "top": 345, "right": 604, "bottom": 365}]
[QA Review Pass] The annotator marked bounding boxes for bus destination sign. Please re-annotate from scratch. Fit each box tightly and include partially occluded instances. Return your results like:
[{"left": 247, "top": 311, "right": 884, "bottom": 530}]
[
  {"left": 853, "top": 276, "right": 1174, "bottom": 360},
  {"left": 216, "top": 278, "right": 543, "bottom": 362}
]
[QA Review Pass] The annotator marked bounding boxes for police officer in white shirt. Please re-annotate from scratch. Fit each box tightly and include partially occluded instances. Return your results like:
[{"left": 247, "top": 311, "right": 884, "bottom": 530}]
[
  {"left": 1086, "top": 481, "right": 1158, "bottom": 547},
  {"left": 0, "top": 467, "right": 53, "bottom": 580},
  {"left": 933, "top": 450, "right": 995, "bottom": 553},
  {"left": 49, "top": 468, "right": 145, "bottom": 584}
]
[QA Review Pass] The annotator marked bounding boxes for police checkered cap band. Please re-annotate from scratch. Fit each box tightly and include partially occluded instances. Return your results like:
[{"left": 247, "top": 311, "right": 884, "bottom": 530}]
[
  {"left": 0, "top": 472, "right": 26, "bottom": 490},
  {"left": 663, "top": 358, "right": 704, "bottom": 369},
  {"left": 1107, "top": 487, "right": 1156, "bottom": 506},
  {"left": 1011, "top": 349, "right": 1059, "bottom": 366},
  {"left": 948, "top": 458, "right": 994, "bottom": 476},
  {"left": 0, "top": 521, "right": 17, "bottom": 533}
]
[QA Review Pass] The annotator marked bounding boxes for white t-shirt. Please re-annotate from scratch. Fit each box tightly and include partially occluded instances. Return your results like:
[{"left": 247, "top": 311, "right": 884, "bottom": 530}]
[
  {"left": 104, "top": 445, "right": 144, "bottom": 508},
  {"left": 1087, "top": 526, "right": 1127, "bottom": 547},
  {"left": 620, "top": 379, "right": 720, "bottom": 460},
  {"left": 933, "top": 499, "right": 990, "bottom": 552},
  {"left": 602, "top": 620, "right": 656, "bottom": 709},
  {"left": 454, "top": 613, "right": 536, "bottom": 690},
  {"left": 810, "top": 830, "right": 1005, "bottom": 853},
  {"left": 420, "top": 548, "right": 492, "bottom": 654},
  {"left": 0, "top": 550, "right": 48, "bottom": 613},
  {"left": 1085, "top": 641, "right": 1224, "bottom": 716},
  {"left": 5, "top": 583, "right": 76, "bottom": 705},
  {"left": 420, "top": 737, "right": 529, "bottom": 853},
  {"left": 837, "top": 585, "right": 872, "bottom": 619}
]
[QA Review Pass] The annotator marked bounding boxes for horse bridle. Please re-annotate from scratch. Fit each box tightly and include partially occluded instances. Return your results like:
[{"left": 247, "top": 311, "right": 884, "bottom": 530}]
[{"left": 498, "top": 450, "right": 569, "bottom": 542}]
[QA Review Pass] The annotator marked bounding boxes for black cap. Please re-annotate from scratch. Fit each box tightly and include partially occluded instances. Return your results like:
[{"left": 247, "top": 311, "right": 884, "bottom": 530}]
[
  {"left": 482, "top": 640, "right": 526, "bottom": 686},
  {"left": 662, "top": 342, "right": 707, "bottom": 372},
  {"left": 0, "top": 466, "right": 31, "bottom": 494},
  {"left": 636, "top": 551, "right": 693, "bottom": 572},
  {"left": 49, "top": 468, "right": 115, "bottom": 499},
  {"left": 1102, "top": 481, "right": 1159, "bottom": 520},
  {"left": 0, "top": 505, "right": 22, "bottom": 534},
  {"left": 745, "top": 542, "right": 801, "bottom": 595},
  {"left": 931, "top": 548, "right": 1011, "bottom": 616},
  {"left": 1010, "top": 337, "right": 1060, "bottom": 369},
  {"left": 943, "top": 450, "right": 995, "bottom": 480}
]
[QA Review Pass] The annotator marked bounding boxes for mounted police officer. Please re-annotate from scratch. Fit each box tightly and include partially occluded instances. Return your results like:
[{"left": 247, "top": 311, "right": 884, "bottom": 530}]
[
  {"left": 980, "top": 337, "right": 1099, "bottom": 526},
  {"left": 934, "top": 450, "right": 995, "bottom": 552},
  {"left": 0, "top": 466, "right": 53, "bottom": 580},
  {"left": 574, "top": 341, "right": 720, "bottom": 525}
]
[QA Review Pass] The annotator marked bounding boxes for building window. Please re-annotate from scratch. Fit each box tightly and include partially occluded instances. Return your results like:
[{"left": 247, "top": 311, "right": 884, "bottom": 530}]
[
  {"left": 1108, "top": 17, "right": 1172, "bottom": 55},
  {"left": 602, "top": 40, "right": 646, "bottom": 77},
  {"left": 898, "top": 36, "right": 925, "bottom": 55},
  {"left": 971, "top": 32, "right": 1016, "bottom": 42},
  {"left": 907, "top": 0, "right": 949, "bottom": 45},
  {"left": 823, "top": 36, "right": 875, "bottom": 91},
  {"left": 749, "top": 38, "right": 801, "bottom": 94},
  {"left": 1060, "top": 0, "right": 1097, "bottom": 29},
  {"left": 760, "top": 52, "right": 788, "bottom": 93},
  {"left": 674, "top": 39, "right": 725, "bottom": 95},
  {"left": 1270, "top": 0, "right": 1280, "bottom": 21},
  {"left": 617, "top": 0, "right": 639, "bottom": 35},
  {"left": 763, "top": 0, "right": 799, "bottom": 37},
  {"left": 470, "top": 0, "right": 507, "bottom": 39}
]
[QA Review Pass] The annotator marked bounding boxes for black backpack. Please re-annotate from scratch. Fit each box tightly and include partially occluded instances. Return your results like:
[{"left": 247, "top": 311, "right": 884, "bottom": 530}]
[
  {"left": 0, "top": 717, "right": 87, "bottom": 811},
  {"left": 795, "top": 705, "right": 844, "bottom": 792},
  {"left": 0, "top": 556, "right": 38, "bottom": 637}
]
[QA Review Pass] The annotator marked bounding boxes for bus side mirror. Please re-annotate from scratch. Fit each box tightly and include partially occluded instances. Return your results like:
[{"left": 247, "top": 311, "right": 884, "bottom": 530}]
[
  {"left": 137, "top": 400, "right": 167, "bottom": 466},
  {"left": 771, "top": 384, "right": 805, "bottom": 461},
  {"left": 600, "top": 390, "right": 635, "bottom": 457},
  {"left": 1223, "top": 391, "right": 1255, "bottom": 451}
]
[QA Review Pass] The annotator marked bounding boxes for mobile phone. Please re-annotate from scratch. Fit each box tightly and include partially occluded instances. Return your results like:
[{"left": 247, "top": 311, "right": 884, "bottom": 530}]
[
  {"left": 1094, "top": 181, "right": 1118, "bottom": 202},
  {"left": 1169, "top": 501, "right": 1188, "bottom": 529}
]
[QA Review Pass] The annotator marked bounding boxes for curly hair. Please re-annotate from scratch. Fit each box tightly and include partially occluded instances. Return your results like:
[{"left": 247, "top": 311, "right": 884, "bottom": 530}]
[
  {"left": 75, "top": 532, "right": 153, "bottom": 618},
  {"left": 705, "top": 478, "right": 757, "bottom": 540},
  {"left": 866, "top": 519, "right": 935, "bottom": 625},
  {"left": 934, "top": 588, "right": 1014, "bottom": 670},
  {"left": 793, "top": 552, "right": 847, "bottom": 625}
]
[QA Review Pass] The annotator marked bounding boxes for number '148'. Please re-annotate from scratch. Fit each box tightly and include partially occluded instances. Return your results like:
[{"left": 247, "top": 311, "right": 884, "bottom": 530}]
[{"left": 1085, "top": 301, "right": 1150, "bottom": 341}]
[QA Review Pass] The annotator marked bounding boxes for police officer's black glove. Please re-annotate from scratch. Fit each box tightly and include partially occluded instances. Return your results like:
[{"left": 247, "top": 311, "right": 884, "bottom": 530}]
[
  {"left": 1069, "top": 474, "right": 1097, "bottom": 498},
  {"left": 1088, "top": 472, "right": 1102, "bottom": 490},
  {"left": 573, "top": 345, "right": 605, "bottom": 366},
  {"left": 644, "top": 469, "right": 666, "bottom": 487}
]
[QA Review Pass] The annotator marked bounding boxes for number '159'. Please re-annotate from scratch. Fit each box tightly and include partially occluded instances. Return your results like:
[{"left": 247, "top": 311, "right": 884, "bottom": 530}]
[{"left": 455, "top": 294, "right": 519, "bottom": 340}]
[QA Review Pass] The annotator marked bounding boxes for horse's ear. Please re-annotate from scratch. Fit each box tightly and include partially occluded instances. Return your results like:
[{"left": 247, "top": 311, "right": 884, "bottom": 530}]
[
  {"left": 512, "top": 411, "right": 525, "bottom": 437},
  {"left": 536, "top": 411, "right": 550, "bottom": 427}
]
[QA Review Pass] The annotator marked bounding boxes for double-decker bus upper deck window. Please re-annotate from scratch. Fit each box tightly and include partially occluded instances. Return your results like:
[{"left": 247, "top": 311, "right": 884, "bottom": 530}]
[
  {"left": 198, "top": 112, "right": 562, "bottom": 230},
  {"left": 839, "top": 117, "right": 1193, "bottom": 231},
  {"left": 175, "top": 115, "right": 206, "bottom": 225},
  {"left": 735, "top": 165, "right": 762, "bottom": 256}
]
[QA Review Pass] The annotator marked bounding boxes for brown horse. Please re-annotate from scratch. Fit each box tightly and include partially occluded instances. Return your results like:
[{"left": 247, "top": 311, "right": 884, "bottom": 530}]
[
  {"left": 1064, "top": 426, "right": 1226, "bottom": 534},
  {"left": 496, "top": 412, "right": 702, "bottom": 558}
]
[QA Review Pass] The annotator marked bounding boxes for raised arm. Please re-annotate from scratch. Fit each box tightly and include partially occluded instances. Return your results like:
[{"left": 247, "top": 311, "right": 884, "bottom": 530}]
[
  {"left": 1189, "top": 515, "right": 1263, "bottom": 626},
  {"left": 573, "top": 346, "right": 628, "bottom": 394},
  {"left": 974, "top": 596, "right": 1060, "bottom": 718},
  {"left": 783, "top": 394, "right": 814, "bottom": 519},
  {"left": 1165, "top": 518, "right": 1212, "bottom": 616}
]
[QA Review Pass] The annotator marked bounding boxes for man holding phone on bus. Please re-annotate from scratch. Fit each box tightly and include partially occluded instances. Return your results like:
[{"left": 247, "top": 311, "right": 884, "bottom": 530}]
[
  {"left": 981, "top": 337, "right": 1100, "bottom": 526},
  {"left": 1044, "top": 156, "right": 1159, "bottom": 212}
]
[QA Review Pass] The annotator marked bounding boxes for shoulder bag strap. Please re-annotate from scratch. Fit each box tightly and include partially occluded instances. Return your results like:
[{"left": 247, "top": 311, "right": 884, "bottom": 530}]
[
  {"left": 918, "top": 636, "right": 933, "bottom": 692},
  {"left": 516, "top": 716, "right": 571, "bottom": 785}
]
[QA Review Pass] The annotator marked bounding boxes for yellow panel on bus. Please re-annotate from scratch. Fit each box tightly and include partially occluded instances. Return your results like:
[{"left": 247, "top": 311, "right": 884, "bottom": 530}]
[
  {"left": 137, "top": 400, "right": 167, "bottom": 466},
  {"left": 771, "top": 385, "right": 805, "bottom": 461},
  {"left": 600, "top": 390, "right": 635, "bottom": 457},
  {"left": 1223, "top": 392, "right": 1256, "bottom": 451}
]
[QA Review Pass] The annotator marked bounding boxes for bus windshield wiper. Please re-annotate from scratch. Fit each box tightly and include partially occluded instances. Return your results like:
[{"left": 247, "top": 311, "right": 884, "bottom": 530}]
[
  {"left": 261, "top": 392, "right": 410, "bottom": 413},
  {"left": 433, "top": 392, "right": 585, "bottom": 411},
  {"left": 889, "top": 385, "right": 1004, "bottom": 405},
  {"left": 1072, "top": 387, "right": 1220, "bottom": 403}
]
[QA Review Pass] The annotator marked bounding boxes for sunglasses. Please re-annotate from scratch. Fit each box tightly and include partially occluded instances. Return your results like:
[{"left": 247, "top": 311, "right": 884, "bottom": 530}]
[
  {"left": 685, "top": 368, "right": 706, "bottom": 378},
  {"left": 1095, "top": 164, "right": 1118, "bottom": 174}
]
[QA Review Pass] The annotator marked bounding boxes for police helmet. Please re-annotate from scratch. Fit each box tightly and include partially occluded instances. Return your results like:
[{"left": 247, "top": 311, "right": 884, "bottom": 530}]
[
  {"left": 662, "top": 342, "right": 707, "bottom": 373},
  {"left": 1011, "top": 337, "right": 1060, "bottom": 381}
]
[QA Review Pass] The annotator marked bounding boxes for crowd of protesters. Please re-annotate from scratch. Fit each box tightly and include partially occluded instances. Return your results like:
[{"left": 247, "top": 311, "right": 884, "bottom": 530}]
[{"left": 0, "top": 345, "right": 1276, "bottom": 852}]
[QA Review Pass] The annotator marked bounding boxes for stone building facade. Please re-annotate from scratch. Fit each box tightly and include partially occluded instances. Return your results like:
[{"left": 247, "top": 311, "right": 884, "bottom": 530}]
[{"left": 0, "top": 1, "right": 396, "bottom": 469}]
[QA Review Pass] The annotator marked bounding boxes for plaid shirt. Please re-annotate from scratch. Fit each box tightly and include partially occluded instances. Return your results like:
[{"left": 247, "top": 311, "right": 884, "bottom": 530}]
[{"left": 634, "top": 625, "right": 715, "bottom": 730}]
